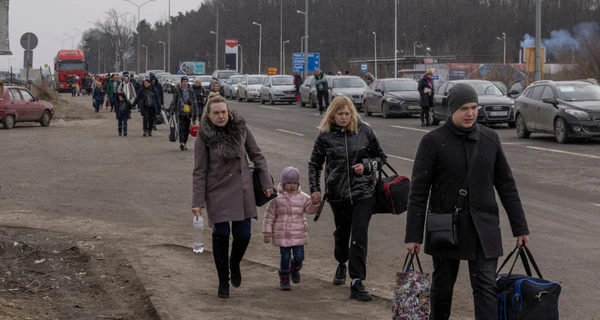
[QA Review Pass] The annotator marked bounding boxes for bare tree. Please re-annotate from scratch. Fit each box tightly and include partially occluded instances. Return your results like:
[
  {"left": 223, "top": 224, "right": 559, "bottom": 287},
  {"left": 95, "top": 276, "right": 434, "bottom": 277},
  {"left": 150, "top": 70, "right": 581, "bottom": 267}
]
[{"left": 95, "top": 9, "right": 135, "bottom": 72}]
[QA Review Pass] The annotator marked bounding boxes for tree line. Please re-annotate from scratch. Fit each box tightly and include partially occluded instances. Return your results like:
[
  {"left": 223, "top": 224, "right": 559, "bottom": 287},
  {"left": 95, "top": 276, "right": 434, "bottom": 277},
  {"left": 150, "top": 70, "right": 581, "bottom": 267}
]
[{"left": 79, "top": 0, "right": 600, "bottom": 78}]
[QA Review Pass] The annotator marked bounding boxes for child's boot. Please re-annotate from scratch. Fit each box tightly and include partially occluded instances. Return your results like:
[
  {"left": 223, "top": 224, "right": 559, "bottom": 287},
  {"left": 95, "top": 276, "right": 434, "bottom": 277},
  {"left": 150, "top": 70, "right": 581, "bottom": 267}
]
[
  {"left": 279, "top": 269, "right": 291, "bottom": 291},
  {"left": 291, "top": 259, "right": 302, "bottom": 284}
]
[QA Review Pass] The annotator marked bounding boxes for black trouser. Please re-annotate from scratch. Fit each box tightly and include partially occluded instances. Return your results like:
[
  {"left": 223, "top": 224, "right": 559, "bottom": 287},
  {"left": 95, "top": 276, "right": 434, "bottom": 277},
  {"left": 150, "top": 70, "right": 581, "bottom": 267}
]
[
  {"left": 420, "top": 106, "right": 431, "bottom": 124},
  {"left": 329, "top": 197, "right": 375, "bottom": 281},
  {"left": 143, "top": 107, "right": 156, "bottom": 133},
  {"left": 317, "top": 91, "right": 329, "bottom": 112},
  {"left": 430, "top": 257, "right": 498, "bottom": 320},
  {"left": 178, "top": 114, "right": 191, "bottom": 144}
]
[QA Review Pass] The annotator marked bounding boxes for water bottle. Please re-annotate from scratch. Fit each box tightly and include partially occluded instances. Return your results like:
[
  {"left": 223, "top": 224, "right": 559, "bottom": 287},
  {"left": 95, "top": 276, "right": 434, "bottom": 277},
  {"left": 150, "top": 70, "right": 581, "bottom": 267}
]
[{"left": 193, "top": 215, "right": 205, "bottom": 253}]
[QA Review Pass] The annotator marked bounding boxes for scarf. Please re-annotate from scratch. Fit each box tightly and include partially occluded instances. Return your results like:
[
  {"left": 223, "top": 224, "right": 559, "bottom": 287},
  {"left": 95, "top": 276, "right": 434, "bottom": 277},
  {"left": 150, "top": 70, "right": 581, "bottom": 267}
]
[{"left": 447, "top": 116, "right": 480, "bottom": 141}]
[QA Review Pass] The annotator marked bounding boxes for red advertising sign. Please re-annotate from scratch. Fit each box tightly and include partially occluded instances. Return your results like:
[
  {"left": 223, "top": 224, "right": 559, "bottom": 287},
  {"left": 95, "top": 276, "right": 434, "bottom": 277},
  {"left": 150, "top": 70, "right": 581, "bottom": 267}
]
[{"left": 225, "top": 38, "right": 238, "bottom": 48}]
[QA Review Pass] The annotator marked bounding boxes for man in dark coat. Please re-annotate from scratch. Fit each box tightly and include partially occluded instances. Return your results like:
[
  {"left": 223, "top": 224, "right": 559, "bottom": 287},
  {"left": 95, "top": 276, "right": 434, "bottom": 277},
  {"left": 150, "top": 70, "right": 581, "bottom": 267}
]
[
  {"left": 405, "top": 83, "right": 530, "bottom": 320},
  {"left": 149, "top": 72, "right": 164, "bottom": 130},
  {"left": 417, "top": 69, "right": 435, "bottom": 127}
]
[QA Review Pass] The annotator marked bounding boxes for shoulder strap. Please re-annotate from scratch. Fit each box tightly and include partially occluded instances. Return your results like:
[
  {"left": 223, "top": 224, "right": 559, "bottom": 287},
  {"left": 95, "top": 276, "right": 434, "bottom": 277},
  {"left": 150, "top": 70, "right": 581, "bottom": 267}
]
[{"left": 454, "top": 139, "right": 480, "bottom": 214}]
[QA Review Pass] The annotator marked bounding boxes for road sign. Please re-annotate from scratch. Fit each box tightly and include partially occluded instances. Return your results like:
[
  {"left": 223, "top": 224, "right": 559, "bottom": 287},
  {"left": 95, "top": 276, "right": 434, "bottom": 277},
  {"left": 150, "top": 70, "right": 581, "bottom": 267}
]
[
  {"left": 20, "top": 32, "right": 38, "bottom": 50},
  {"left": 360, "top": 63, "right": 368, "bottom": 73},
  {"left": 292, "top": 52, "right": 320, "bottom": 73},
  {"left": 268, "top": 67, "right": 277, "bottom": 75},
  {"left": 432, "top": 75, "right": 439, "bottom": 80}
]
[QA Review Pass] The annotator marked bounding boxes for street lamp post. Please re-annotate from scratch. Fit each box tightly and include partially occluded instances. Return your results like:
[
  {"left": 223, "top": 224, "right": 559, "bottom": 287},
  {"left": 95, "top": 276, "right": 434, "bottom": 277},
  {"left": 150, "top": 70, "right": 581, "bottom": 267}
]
[
  {"left": 279, "top": 0, "right": 283, "bottom": 74},
  {"left": 394, "top": 0, "right": 398, "bottom": 78},
  {"left": 122, "top": 0, "right": 156, "bottom": 74},
  {"left": 252, "top": 22, "right": 262, "bottom": 74},
  {"left": 282, "top": 40, "right": 290, "bottom": 75},
  {"left": 239, "top": 44, "right": 243, "bottom": 74},
  {"left": 210, "top": 31, "right": 218, "bottom": 70},
  {"left": 168, "top": 0, "right": 171, "bottom": 72},
  {"left": 496, "top": 33, "right": 507, "bottom": 64},
  {"left": 297, "top": 2, "right": 308, "bottom": 78},
  {"left": 300, "top": 36, "right": 307, "bottom": 53},
  {"left": 373, "top": 31, "right": 377, "bottom": 78},
  {"left": 63, "top": 33, "right": 75, "bottom": 49},
  {"left": 54, "top": 37, "right": 67, "bottom": 49},
  {"left": 158, "top": 41, "right": 166, "bottom": 71},
  {"left": 413, "top": 41, "right": 421, "bottom": 57},
  {"left": 142, "top": 44, "right": 148, "bottom": 72}
]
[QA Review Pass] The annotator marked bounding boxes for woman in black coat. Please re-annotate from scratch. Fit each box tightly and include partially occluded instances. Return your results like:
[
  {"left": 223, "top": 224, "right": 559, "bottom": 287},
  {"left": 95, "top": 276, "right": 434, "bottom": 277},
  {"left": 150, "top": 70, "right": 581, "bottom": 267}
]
[
  {"left": 418, "top": 69, "right": 435, "bottom": 127},
  {"left": 308, "top": 96, "right": 386, "bottom": 302}
]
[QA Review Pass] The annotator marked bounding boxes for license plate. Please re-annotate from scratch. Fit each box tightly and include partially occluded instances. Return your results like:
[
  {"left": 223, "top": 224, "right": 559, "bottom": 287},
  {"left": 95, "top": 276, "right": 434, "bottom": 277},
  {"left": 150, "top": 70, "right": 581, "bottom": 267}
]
[
  {"left": 408, "top": 105, "right": 420, "bottom": 110},
  {"left": 489, "top": 111, "right": 508, "bottom": 116}
]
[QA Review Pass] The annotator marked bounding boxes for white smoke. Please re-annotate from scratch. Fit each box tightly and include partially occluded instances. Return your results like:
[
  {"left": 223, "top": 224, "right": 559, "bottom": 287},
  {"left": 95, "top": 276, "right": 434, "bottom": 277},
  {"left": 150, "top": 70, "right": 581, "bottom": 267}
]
[{"left": 520, "top": 22, "right": 600, "bottom": 56}]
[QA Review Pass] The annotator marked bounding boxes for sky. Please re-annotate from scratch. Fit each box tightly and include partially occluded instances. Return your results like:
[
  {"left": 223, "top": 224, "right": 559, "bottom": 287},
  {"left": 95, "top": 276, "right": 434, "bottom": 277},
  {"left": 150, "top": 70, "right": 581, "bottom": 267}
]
[{"left": 3, "top": 0, "right": 203, "bottom": 72}]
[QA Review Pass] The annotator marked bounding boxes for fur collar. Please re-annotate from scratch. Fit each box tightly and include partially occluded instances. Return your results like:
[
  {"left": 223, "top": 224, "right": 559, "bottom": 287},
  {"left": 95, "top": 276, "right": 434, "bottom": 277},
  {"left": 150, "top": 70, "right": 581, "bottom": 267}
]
[{"left": 200, "top": 111, "right": 247, "bottom": 158}]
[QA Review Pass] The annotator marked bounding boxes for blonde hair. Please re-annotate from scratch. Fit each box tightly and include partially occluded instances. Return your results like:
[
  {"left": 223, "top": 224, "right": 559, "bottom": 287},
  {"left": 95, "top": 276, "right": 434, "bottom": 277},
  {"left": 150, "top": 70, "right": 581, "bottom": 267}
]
[
  {"left": 426, "top": 68, "right": 434, "bottom": 76},
  {"left": 317, "top": 96, "right": 358, "bottom": 133}
]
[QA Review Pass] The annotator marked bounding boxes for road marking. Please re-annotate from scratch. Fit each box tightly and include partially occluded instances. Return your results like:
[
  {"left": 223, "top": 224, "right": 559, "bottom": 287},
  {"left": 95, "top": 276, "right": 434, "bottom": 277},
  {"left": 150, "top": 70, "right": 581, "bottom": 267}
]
[
  {"left": 312, "top": 113, "right": 323, "bottom": 116},
  {"left": 261, "top": 106, "right": 282, "bottom": 110},
  {"left": 593, "top": 203, "right": 600, "bottom": 208},
  {"left": 388, "top": 154, "right": 415, "bottom": 162},
  {"left": 502, "top": 142, "right": 527, "bottom": 145},
  {"left": 525, "top": 146, "right": 600, "bottom": 160},
  {"left": 390, "top": 125, "right": 430, "bottom": 133},
  {"left": 276, "top": 129, "right": 305, "bottom": 137}
]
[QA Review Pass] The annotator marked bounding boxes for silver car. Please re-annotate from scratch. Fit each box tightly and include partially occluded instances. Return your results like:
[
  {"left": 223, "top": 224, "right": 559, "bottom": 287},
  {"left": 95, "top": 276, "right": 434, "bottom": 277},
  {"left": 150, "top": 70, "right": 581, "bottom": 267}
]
[
  {"left": 299, "top": 75, "right": 316, "bottom": 108},
  {"left": 259, "top": 75, "right": 296, "bottom": 105},
  {"left": 223, "top": 75, "right": 244, "bottom": 99},
  {"left": 327, "top": 76, "right": 368, "bottom": 110},
  {"left": 238, "top": 74, "right": 267, "bottom": 102}
]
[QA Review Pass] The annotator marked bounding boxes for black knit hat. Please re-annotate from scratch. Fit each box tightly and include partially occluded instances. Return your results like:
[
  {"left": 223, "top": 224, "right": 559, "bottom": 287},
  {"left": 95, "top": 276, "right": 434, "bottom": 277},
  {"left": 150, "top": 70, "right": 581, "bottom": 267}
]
[
  {"left": 181, "top": 76, "right": 189, "bottom": 82},
  {"left": 447, "top": 83, "right": 479, "bottom": 114}
]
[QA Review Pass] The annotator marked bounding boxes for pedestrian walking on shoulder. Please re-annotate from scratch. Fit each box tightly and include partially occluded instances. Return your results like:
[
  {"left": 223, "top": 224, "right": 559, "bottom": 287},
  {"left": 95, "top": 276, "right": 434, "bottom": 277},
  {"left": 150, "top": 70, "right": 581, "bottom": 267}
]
[
  {"left": 293, "top": 73, "right": 303, "bottom": 102},
  {"left": 169, "top": 76, "right": 198, "bottom": 151},
  {"left": 405, "top": 83, "right": 530, "bottom": 320},
  {"left": 114, "top": 93, "right": 132, "bottom": 136},
  {"left": 92, "top": 81, "right": 104, "bottom": 113},
  {"left": 263, "top": 167, "right": 320, "bottom": 290},
  {"left": 118, "top": 74, "right": 137, "bottom": 104},
  {"left": 308, "top": 96, "right": 387, "bottom": 302},
  {"left": 313, "top": 68, "right": 329, "bottom": 115},
  {"left": 192, "top": 96, "right": 274, "bottom": 299},
  {"left": 132, "top": 78, "right": 160, "bottom": 137},
  {"left": 207, "top": 82, "right": 223, "bottom": 100},
  {"left": 149, "top": 73, "right": 164, "bottom": 131},
  {"left": 106, "top": 74, "right": 121, "bottom": 113},
  {"left": 418, "top": 69, "right": 435, "bottom": 127},
  {"left": 192, "top": 79, "right": 206, "bottom": 118}
]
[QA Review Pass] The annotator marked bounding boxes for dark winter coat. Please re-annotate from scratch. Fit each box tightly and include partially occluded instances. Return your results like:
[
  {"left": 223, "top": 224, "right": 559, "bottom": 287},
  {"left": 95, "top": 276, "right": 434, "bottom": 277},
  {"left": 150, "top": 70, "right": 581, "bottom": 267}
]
[
  {"left": 405, "top": 120, "right": 529, "bottom": 260},
  {"left": 106, "top": 79, "right": 121, "bottom": 98},
  {"left": 313, "top": 73, "right": 328, "bottom": 92},
  {"left": 192, "top": 112, "right": 274, "bottom": 228},
  {"left": 192, "top": 84, "right": 206, "bottom": 107},
  {"left": 308, "top": 120, "right": 386, "bottom": 203},
  {"left": 169, "top": 85, "right": 198, "bottom": 118},
  {"left": 92, "top": 87, "right": 105, "bottom": 101},
  {"left": 114, "top": 95, "right": 132, "bottom": 120},
  {"left": 132, "top": 86, "right": 160, "bottom": 116},
  {"left": 294, "top": 75, "right": 303, "bottom": 94},
  {"left": 149, "top": 73, "right": 164, "bottom": 106},
  {"left": 418, "top": 76, "right": 434, "bottom": 107}
]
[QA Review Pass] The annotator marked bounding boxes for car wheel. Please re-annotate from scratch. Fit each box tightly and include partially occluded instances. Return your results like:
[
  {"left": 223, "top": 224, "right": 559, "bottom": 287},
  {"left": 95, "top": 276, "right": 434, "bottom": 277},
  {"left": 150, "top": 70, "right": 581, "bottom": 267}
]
[
  {"left": 554, "top": 117, "right": 570, "bottom": 143},
  {"left": 40, "top": 111, "right": 51, "bottom": 127},
  {"left": 381, "top": 102, "right": 390, "bottom": 119},
  {"left": 259, "top": 94, "right": 265, "bottom": 104},
  {"left": 429, "top": 110, "right": 440, "bottom": 126},
  {"left": 2, "top": 115, "right": 15, "bottom": 129},
  {"left": 269, "top": 94, "right": 275, "bottom": 105},
  {"left": 515, "top": 114, "right": 530, "bottom": 138}
]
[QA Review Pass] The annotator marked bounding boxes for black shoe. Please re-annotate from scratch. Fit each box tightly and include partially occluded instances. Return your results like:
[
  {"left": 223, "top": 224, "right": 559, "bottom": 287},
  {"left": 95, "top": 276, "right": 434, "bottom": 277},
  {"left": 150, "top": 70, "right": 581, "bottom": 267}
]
[
  {"left": 279, "top": 269, "right": 291, "bottom": 291},
  {"left": 350, "top": 280, "right": 372, "bottom": 301},
  {"left": 153, "top": 126, "right": 157, "bottom": 131},
  {"left": 184, "top": 144, "right": 188, "bottom": 150},
  {"left": 143, "top": 131, "right": 147, "bottom": 137},
  {"left": 333, "top": 263, "right": 347, "bottom": 286},
  {"left": 218, "top": 281, "right": 230, "bottom": 299},
  {"left": 118, "top": 132, "right": 122, "bottom": 136},
  {"left": 124, "top": 133, "right": 127, "bottom": 137},
  {"left": 148, "top": 132, "right": 152, "bottom": 137},
  {"left": 180, "top": 143, "right": 185, "bottom": 151}
]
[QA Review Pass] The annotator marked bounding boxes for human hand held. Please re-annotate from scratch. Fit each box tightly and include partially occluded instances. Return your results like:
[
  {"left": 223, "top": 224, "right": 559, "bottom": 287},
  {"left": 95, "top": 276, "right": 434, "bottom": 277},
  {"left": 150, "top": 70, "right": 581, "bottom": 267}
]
[
  {"left": 263, "top": 188, "right": 274, "bottom": 198},
  {"left": 263, "top": 235, "right": 271, "bottom": 243},
  {"left": 352, "top": 163, "right": 365, "bottom": 175},
  {"left": 191, "top": 207, "right": 202, "bottom": 218},
  {"left": 516, "top": 235, "right": 529, "bottom": 248},
  {"left": 311, "top": 192, "right": 321, "bottom": 203},
  {"left": 406, "top": 242, "right": 421, "bottom": 254}
]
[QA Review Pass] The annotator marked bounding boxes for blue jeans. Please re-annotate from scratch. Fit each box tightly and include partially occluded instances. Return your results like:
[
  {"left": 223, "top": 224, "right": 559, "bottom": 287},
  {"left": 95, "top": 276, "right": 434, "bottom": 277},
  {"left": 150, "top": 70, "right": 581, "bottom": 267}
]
[
  {"left": 213, "top": 218, "right": 251, "bottom": 241},
  {"left": 280, "top": 246, "right": 304, "bottom": 270},
  {"left": 118, "top": 117, "right": 128, "bottom": 135}
]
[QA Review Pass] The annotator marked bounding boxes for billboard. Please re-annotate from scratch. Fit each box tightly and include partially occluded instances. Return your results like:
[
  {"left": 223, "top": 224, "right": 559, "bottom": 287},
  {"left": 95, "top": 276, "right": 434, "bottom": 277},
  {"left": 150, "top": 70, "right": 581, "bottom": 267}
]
[
  {"left": 180, "top": 61, "right": 205, "bottom": 75},
  {"left": 0, "top": 0, "right": 11, "bottom": 55},
  {"left": 225, "top": 38, "right": 238, "bottom": 71}
]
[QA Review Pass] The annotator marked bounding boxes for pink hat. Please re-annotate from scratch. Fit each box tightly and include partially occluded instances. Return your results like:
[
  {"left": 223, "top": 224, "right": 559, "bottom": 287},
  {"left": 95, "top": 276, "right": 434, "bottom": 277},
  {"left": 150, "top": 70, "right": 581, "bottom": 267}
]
[{"left": 280, "top": 167, "right": 300, "bottom": 184}]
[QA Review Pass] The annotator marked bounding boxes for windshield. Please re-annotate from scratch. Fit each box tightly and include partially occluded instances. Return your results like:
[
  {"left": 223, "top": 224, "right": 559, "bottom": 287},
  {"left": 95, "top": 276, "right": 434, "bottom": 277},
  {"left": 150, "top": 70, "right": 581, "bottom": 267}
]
[
  {"left": 230, "top": 76, "right": 243, "bottom": 84},
  {"left": 333, "top": 78, "right": 367, "bottom": 88},
  {"left": 57, "top": 62, "right": 85, "bottom": 71},
  {"left": 557, "top": 84, "right": 600, "bottom": 101},
  {"left": 272, "top": 77, "right": 294, "bottom": 85},
  {"left": 385, "top": 80, "right": 418, "bottom": 91},
  {"left": 218, "top": 71, "right": 237, "bottom": 79},
  {"left": 465, "top": 82, "right": 504, "bottom": 95},
  {"left": 248, "top": 76, "right": 267, "bottom": 85}
]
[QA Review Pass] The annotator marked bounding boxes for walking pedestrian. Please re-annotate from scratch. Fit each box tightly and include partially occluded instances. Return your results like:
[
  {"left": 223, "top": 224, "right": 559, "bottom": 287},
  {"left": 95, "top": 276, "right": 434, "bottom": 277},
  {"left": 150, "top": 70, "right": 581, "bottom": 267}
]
[
  {"left": 132, "top": 78, "right": 160, "bottom": 137},
  {"left": 207, "top": 82, "right": 223, "bottom": 100},
  {"left": 69, "top": 77, "right": 77, "bottom": 97},
  {"left": 114, "top": 92, "right": 132, "bottom": 137},
  {"left": 418, "top": 69, "right": 435, "bottom": 127},
  {"left": 192, "top": 79, "right": 206, "bottom": 118},
  {"left": 92, "top": 81, "right": 104, "bottom": 113},
  {"left": 169, "top": 76, "right": 198, "bottom": 151},
  {"left": 293, "top": 73, "right": 303, "bottom": 102},
  {"left": 149, "top": 73, "right": 165, "bottom": 131},
  {"left": 364, "top": 72, "right": 375, "bottom": 86},
  {"left": 405, "top": 83, "right": 530, "bottom": 320},
  {"left": 263, "top": 166, "right": 320, "bottom": 290},
  {"left": 118, "top": 74, "right": 137, "bottom": 103},
  {"left": 192, "top": 96, "right": 274, "bottom": 299},
  {"left": 313, "top": 68, "right": 329, "bottom": 115},
  {"left": 106, "top": 74, "right": 121, "bottom": 113},
  {"left": 308, "top": 96, "right": 387, "bottom": 302}
]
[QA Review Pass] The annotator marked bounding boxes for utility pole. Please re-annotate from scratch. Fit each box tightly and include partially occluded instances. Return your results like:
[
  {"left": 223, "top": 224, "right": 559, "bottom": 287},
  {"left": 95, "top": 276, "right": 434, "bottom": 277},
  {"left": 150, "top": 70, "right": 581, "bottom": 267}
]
[
  {"left": 535, "top": 0, "right": 542, "bottom": 81},
  {"left": 215, "top": 2, "right": 219, "bottom": 70},
  {"left": 280, "top": 0, "right": 283, "bottom": 74},
  {"left": 373, "top": 32, "right": 377, "bottom": 78},
  {"left": 168, "top": 0, "right": 171, "bottom": 72},
  {"left": 304, "top": 0, "right": 308, "bottom": 79},
  {"left": 394, "top": 0, "right": 397, "bottom": 78}
]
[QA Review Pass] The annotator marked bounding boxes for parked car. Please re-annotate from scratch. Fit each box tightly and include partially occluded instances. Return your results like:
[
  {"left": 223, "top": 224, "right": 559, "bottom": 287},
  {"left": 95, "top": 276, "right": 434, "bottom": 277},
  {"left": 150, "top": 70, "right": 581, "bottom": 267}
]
[
  {"left": 166, "top": 75, "right": 185, "bottom": 93},
  {"left": 299, "top": 75, "right": 316, "bottom": 108},
  {"left": 327, "top": 76, "right": 368, "bottom": 111},
  {"left": 430, "top": 79, "right": 515, "bottom": 127},
  {"left": 210, "top": 70, "right": 239, "bottom": 90},
  {"left": 0, "top": 84, "right": 55, "bottom": 129},
  {"left": 507, "top": 80, "right": 526, "bottom": 99},
  {"left": 223, "top": 75, "right": 244, "bottom": 99},
  {"left": 238, "top": 74, "right": 267, "bottom": 102},
  {"left": 259, "top": 75, "right": 296, "bottom": 105},
  {"left": 362, "top": 78, "right": 420, "bottom": 118},
  {"left": 514, "top": 80, "right": 600, "bottom": 143}
]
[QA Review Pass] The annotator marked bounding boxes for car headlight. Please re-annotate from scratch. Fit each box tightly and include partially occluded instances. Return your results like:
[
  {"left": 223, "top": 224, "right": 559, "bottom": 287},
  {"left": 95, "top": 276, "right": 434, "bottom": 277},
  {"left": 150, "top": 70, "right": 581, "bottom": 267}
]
[
  {"left": 565, "top": 109, "right": 591, "bottom": 120},
  {"left": 387, "top": 97, "right": 402, "bottom": 103},
  {"left": 234, "top": 86, "right": 238, "bottom": 90}
]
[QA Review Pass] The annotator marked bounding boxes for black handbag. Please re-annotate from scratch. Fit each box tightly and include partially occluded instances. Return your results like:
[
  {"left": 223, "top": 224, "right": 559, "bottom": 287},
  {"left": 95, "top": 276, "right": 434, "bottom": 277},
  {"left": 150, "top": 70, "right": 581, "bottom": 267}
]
[
  {"left": 426, "top": 140, "right": 480, "bottom": 247},
  {"left": 252, "top": 167, "right": 277, "bottom": 207},
  {"left": 374, "top": 162, "right": 410, "bottom": 215}
]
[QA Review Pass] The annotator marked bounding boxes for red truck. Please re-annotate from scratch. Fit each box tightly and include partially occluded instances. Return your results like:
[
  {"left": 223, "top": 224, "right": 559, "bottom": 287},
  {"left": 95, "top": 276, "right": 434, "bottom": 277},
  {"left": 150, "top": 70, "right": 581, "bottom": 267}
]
[{"left": 54, "top": 49, "right": 88, "bottom": 92}]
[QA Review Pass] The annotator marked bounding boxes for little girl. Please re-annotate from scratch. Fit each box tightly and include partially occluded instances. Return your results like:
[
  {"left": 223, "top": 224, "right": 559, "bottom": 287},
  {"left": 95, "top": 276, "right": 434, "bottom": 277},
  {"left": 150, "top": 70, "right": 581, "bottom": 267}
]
[
  {"left": 263, "top": 167, "right": 321, "bottom": 290},
  {"left": 115, "top": 93, "right": 132, "bottom": 136}
]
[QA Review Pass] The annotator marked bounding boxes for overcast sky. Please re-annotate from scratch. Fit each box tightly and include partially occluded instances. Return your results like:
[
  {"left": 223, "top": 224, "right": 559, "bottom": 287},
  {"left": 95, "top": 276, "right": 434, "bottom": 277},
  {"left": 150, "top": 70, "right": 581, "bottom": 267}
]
[{"left": 4, "top": 0, "right": 202, "bottom": 71}]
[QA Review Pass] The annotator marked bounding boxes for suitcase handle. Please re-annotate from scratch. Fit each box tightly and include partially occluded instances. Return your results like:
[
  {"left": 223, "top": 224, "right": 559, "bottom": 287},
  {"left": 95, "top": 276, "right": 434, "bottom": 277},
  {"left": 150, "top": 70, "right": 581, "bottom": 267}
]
[{"left": 497, "top": 246, "right": 543, "bottom": 279}]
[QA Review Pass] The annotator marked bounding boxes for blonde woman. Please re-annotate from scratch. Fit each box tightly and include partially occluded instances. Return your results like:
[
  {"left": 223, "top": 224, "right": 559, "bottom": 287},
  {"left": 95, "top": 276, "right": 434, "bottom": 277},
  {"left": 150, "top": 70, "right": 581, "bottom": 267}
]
[{"left": 308, "top": 96, "right": 387, "bottom": 302}]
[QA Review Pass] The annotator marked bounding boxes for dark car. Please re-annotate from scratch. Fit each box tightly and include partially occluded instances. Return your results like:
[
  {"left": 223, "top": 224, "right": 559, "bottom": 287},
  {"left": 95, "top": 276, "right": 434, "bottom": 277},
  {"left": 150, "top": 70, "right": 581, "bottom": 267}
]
[
  {"left": 431, "top": 80, "right": 516, "bottom": 127},
  {"left": 362, "top": 78, "right": 420, "bottom": 118},
  {"left": 514, "top": 80, "right": 600, "bottom": 143},
  {"left": 0, "top": 84, "right": 55, "bottom": 129},
  {"left": 210, "top": 70, "right": 238, "bottom": 91}
]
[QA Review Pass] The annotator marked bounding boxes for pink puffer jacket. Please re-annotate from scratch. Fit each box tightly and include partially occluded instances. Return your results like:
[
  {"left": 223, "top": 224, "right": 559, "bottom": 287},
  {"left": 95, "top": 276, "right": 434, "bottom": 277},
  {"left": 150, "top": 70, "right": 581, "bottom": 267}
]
[{"left": 263, "top": 184, "right": 320, "bottom": 247}]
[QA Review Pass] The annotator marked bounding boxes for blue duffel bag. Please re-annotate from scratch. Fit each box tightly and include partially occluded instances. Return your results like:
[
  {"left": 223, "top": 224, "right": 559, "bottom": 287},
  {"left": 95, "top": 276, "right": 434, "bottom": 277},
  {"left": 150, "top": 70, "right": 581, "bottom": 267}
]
[{"left": 496, "top": 246, "right": 561, "bottom": 320}]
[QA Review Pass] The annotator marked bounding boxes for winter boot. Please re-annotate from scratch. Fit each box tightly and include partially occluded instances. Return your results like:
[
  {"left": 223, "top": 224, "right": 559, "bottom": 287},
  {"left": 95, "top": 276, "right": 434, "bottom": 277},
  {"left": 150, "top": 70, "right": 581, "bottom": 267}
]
[
  {"left": 279, "top": 269, "right": 291, "bottom": 291},
  {"left": 290, "top": 260, "right": 302, "bottom": 284},
  {"left": 420, "top": 108, "right": 426, "bottom": 127},
  {"left": 229, "top": 238, "right": 250, "bottom": 288},
  {"left": 212, "top": 234, "right": 230, "bottom": 299},
  {"left": 350, "top": 279, "right": 372, "bottom": 301},
  {"left": 332, "top": 263, "right": 347, "bottom": 286},
  {"left": 143, "top": 131, "right": 147, "bottom": 137}
]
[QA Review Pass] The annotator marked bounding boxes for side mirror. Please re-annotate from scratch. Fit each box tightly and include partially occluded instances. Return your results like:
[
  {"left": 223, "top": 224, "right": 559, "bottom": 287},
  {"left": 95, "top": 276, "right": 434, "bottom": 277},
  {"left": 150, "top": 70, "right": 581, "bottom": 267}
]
[
  {"left": 542, "top": 97, "right": 556, "bottom": 104},
  {"left": 375, "top": 89, "right": 382, "bottom": 93},
  {"left": 509, "top": 90, "right": 519, "bottom": 95}
]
